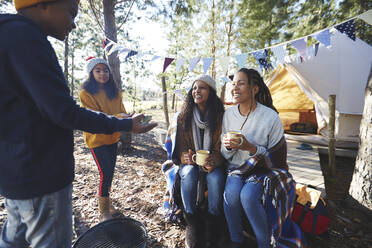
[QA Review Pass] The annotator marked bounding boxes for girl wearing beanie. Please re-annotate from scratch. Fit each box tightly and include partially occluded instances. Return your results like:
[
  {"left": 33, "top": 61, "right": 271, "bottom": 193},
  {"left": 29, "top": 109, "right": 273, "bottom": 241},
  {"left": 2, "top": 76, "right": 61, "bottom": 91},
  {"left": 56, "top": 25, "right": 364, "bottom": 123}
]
[
  {"left": 79, "top": 57, "right": 132, "bottom": 221},
  {"left": 163, "top": 75, "right": 226, "bottom": 248}
]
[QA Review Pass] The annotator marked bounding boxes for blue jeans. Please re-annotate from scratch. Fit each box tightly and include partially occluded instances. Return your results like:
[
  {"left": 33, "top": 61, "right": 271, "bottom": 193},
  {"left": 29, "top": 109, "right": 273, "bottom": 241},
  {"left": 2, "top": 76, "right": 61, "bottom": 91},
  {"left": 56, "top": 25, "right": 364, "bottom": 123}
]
[
  {"left": 223, "top": 175, "right": 270, "bottom": 248},
  {"left": 0, "top": 183, "right": 72, "bottom": 248},
  {"left": 178, "top": 165, "right": 224, "bottom": 216},
  {"left": 90, "top": 143, "right": 118, "bottom": 197}
]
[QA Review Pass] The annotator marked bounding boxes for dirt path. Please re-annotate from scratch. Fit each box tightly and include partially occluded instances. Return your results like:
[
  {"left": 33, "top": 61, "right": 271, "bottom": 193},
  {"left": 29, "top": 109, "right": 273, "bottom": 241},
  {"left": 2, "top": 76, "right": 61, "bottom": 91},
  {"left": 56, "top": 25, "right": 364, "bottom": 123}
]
[{"left": 0, "top": 109, "right": 371, "bottom": 247}]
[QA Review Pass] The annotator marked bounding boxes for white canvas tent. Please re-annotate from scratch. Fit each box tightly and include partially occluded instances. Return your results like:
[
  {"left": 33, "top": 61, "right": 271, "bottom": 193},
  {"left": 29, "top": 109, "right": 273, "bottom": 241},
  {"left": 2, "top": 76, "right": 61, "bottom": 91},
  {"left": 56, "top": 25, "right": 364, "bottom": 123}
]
[
  {"left": 269, "top": 30, "right": 372, "bottom": 142},
  {"left": 267, "top": 65, "right": 317, "bottom": 131}
]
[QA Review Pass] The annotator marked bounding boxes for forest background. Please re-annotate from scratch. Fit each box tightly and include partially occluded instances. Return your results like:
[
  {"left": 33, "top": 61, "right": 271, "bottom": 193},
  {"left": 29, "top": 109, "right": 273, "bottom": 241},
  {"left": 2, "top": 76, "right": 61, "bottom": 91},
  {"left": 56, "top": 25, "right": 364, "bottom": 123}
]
[
  {"left": 1, "top": 1, "right": 372, "bottom": 246},
  {"left": 1, "top": 0, "right": 371, "bottom": 113}
]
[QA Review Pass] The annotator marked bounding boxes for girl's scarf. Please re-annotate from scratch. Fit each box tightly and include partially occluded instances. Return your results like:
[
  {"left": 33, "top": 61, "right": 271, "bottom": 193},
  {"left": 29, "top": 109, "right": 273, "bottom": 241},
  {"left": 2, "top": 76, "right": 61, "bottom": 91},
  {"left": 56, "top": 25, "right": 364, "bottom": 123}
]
[{"left": 191, "top": 106, "right": 211, "bottom": 151}]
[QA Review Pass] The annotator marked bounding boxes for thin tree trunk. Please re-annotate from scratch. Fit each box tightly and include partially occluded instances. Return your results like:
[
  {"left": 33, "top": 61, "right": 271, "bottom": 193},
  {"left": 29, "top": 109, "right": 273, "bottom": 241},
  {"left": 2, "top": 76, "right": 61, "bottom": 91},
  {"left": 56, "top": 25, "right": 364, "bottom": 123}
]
[
  {"left": 171, "top": 92, "right": 175, "bottom": 110},
  {"left": 162, "top": 76, "right": 170, "bottom": 128},
  {"left": 349, "top": 66, "right": 372, "bottom": 210},
  {"left": 71, "top": 38, "right": 75, "bottom": 98},
  {"left": 103, "top": 0, "right": 122, "bottom": 89},
  {"left": 210, "top": 0, "right": 216, "bottom": 79},
  {"left": 64, "top": 36, "right": 69, "bottom": 84},
  {"left": 328, "top": 95, "right": 336, "bottom": 176},
  {"left": 221, "top": 0, "right": 234, "bottom": 102},
  {"left": 220, "top": 83, "right": 227, "bottom": 104}
]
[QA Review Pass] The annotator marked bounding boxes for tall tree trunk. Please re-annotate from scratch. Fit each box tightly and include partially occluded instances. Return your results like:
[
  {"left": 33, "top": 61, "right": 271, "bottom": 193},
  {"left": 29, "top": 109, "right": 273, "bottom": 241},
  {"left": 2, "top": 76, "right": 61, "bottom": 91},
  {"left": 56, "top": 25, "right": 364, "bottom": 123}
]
[
  {"left": 64, "top": 36, "right": 69, "bottom": 85},
  {"left": 171, "top": 92, "right": 175, "bottom": 110},
  {"left": 220, "top": 83, "right": 227, "bottom": 104},
  {"left": 220, "top": 0, "right": 234, "bottom": 103},
  {"left": 103, "top": 0, "right": 122, "bottom": 89},
  {"left": 162, "top": 76, "right": 170, "bottom": 128},
  {"left": 71, "top": 38, "right": 75, "bottom": 98},
  {"left": 349, "top": 66, "right": 372, "bottom": 210},
  {"left": 210, "top": 0, "right": 216, "bottom": 79}
]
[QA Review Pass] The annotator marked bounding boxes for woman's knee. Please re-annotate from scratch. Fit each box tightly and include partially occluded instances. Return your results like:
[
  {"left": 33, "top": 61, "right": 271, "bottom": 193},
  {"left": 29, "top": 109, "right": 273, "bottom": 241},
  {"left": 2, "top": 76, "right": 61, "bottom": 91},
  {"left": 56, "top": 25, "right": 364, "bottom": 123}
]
[
  {"left": 179, "top": 165, "right": 197, "bottom": 177},
  {"left": 224, "top": 183, "right": 241, "bottom": 206},
  {"left": 207, "top": 168, "right": 224, "bottom": 186},
  {"left": 240, "top": 182, "right": 262, "bottom": 209}
]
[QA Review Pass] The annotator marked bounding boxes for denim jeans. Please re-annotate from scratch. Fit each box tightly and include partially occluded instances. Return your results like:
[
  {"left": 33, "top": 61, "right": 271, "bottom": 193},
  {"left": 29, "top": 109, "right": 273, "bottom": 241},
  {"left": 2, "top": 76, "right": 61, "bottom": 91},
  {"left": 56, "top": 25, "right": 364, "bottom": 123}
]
[
  {"left": 0, "top": 183, "right": 73, "bottom": 248},
  {"left": 178, "top": 165, "right": 224, "bottom": 216},
  {"left": 90, "top": 142, "right": 118, "bottom": 197},
  {"left": 223, "top": 175, "right": 270, "bottom": 248}
]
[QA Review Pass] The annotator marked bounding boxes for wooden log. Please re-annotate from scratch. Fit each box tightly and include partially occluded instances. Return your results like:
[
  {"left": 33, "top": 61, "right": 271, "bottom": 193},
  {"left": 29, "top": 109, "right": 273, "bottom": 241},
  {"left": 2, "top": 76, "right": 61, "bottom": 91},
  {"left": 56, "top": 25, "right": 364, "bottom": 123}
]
[
  {"left": 328, "top": 94, "right": 336, "bottom": 176},
  {"left": 162, "top": 76, "right": 170, "bottom": 128}
]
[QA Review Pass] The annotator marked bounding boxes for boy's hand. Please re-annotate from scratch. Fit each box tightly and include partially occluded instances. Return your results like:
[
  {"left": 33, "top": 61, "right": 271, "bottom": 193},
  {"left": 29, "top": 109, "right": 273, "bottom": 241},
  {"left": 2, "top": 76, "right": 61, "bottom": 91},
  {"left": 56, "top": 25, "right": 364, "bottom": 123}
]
[
  {"left": 181, "top": 149, "right": 194, "bottom": 165},
  {"left": 131, "top": 114, "right": 157, "bottom": 133}
]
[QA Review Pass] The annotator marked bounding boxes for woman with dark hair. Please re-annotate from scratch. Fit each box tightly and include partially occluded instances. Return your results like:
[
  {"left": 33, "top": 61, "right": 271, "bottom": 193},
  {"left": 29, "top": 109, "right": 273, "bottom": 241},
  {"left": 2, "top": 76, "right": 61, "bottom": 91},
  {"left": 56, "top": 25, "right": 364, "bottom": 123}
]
[
  {"left": 79, "top": 58, "right": 133, "bottom": 221},
  {"left": 164, "top": 75, "right": 226, "bottom": 248},
  {"left": 222, "top": 68, "right": 305, "bottom": 248}
]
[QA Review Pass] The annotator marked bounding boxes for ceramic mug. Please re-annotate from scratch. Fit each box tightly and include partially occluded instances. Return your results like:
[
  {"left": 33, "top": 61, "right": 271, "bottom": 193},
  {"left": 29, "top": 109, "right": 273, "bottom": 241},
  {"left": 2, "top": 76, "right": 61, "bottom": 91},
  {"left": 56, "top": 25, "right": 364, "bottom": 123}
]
[
  {"left": 227, "top": 131, "right": 244, "bottom": 146},
  {"left": 192, "top": 150, "right": 210, "bottom": 166}
]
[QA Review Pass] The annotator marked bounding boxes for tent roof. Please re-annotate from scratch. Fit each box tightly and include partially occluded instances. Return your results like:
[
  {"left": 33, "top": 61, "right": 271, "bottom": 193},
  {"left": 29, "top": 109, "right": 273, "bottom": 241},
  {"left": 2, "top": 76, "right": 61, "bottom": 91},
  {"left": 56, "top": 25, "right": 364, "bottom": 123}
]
[
  {"left": 289, "top": 30, "right": 372, "bottom": 115},
  {"left": 267, "top": 66, "right": 313, "bottom": 111}
]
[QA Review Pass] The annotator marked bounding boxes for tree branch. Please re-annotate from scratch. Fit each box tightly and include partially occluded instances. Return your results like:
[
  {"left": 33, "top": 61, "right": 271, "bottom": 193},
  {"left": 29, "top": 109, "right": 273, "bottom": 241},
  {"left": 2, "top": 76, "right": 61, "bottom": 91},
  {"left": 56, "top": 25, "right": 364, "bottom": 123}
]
[
  {"left": 88, "top": 0, "right": 106, "bottom": 35},
  {"left": 117, "top": 0, "right": 136, "bottom": 32}
]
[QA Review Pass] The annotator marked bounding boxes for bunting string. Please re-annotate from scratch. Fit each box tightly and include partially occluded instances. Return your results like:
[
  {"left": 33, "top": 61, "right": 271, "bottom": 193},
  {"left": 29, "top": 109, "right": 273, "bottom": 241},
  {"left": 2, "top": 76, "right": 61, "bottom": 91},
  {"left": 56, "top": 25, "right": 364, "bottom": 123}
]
[{"left": 101, "top": 9, "right": 371, "bottom": 81}]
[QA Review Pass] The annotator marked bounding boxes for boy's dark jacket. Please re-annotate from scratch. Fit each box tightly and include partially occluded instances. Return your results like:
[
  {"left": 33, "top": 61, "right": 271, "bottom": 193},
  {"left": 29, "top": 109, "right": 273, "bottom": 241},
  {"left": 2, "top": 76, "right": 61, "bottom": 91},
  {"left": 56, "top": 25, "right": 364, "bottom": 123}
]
[{"left": 0, "top": 14, "right": 132, "bottom": 199}]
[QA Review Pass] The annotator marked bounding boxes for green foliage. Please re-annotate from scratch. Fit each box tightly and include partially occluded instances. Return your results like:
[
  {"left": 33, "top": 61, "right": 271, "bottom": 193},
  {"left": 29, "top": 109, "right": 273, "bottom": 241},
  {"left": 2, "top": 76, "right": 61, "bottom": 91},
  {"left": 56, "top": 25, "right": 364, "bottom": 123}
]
[
  {"left": 237, "top": 0, "right": 294, "bottom": 50},
  {"left": 286, "top": 0, "right": 337, "bottom": 40}
]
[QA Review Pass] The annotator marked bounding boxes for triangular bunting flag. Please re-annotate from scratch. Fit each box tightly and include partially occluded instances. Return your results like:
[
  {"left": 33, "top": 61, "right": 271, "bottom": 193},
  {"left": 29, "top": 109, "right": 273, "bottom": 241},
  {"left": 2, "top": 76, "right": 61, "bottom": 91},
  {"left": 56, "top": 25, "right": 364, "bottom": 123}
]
[
  {"left": 107, "top": 44, "right": 121, "bottom": 56},
  {"left": 252, "top": 49, "right": 272, "bottom": 70},
  {"left": 102, "top": 37, "right": 109, "bottom": 48},
  {"left": 202, "top": 57, "right": 213, "bottom": 75},
  {"left": 312, "top": 29, "right": 331, "bottom": 47},
  {"left": 291, "top": 38, "right": 307, "bottom": 59},
  {"left": 221, "top": 77, "right": 231, "bottom": 84},
  {"left": 119, "top": 48, "right": 130, "bottom": 54},
  {"left": 335, "top": 20, "right": 356, "bottom": 41},
  {"left": 151, "top": 55, "right": 161, "bottom": 62},
  {"left": 163, "top": 58, "right": 174, "bottom": 73},
  {"left": 271, "top": 44, "right": 287, "bottom": 65},
  {"left": 218, "top": 56, "right": 230, "bottom": 75},
  {"left": 307, "top": 45, "right": 315, "bottom": 60},
  {"left": 359, "top": 9, "right": 372, "bottom": 25},
  {"left": 235, "top": 53, "right": 248, "bottom": 69},
  {"left": 104, "top": 41, "right": 114, "bottom": 53},
  {"left": 136, "top": 52, "right": 144, "bottom": 58},
  {"left": 314, "top": 43, "right": 320, "bottom": 56},
  {"left": 189, "top": 57, "right": 200, "bottom": 72},
  {"left": 176, "top": 58, "right": 186, "bottom": 72},
  {"left": 125, "top": 50, "right": 138, "bottom": 61}
]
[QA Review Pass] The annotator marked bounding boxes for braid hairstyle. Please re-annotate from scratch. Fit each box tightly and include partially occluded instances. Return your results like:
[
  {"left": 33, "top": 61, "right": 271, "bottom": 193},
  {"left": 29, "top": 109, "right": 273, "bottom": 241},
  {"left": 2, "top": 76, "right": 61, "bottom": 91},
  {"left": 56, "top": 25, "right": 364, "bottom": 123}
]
[
  {"left": 81, "top": 70, "right": 119, "bottom": 100},
  {"left": 179, "top": 84, "right": 225, "bottom": 134},
  {"left": 238, "top": 68, "right": 277, "bottom": 113}
]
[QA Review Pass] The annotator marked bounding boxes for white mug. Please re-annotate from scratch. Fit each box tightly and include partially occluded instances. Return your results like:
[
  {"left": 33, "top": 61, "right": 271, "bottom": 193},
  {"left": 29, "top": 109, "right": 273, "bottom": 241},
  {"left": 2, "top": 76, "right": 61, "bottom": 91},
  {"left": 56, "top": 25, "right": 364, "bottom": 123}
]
[
  {"left": 192, "top": 150, "right": 210, "bottom": 166},
  {"left": 227, "top": 131, "right": 243, "bottom": 146}
]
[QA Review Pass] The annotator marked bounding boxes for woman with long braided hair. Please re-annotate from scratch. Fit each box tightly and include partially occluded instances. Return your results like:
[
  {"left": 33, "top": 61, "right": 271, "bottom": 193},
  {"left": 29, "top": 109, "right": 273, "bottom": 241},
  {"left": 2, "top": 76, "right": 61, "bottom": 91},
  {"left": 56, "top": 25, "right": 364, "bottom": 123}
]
[{"left": 221, "top": 68, "right": 305, "bottom": 248}]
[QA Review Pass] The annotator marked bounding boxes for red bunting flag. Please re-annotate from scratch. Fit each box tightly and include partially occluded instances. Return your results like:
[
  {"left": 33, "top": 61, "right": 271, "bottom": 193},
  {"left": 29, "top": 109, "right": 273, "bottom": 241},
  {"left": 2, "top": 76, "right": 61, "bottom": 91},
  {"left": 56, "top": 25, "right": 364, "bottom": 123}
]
[{"left": 163, "top": 58, "right": 175, "bottom": 73}]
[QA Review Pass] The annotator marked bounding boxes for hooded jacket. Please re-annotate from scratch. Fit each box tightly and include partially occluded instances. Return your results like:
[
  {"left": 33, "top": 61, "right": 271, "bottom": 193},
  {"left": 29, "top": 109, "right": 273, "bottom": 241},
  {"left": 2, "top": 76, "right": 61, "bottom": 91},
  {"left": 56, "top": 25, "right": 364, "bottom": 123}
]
[{"left": 0, "top": 14, "right": 132, "bottom": 199}]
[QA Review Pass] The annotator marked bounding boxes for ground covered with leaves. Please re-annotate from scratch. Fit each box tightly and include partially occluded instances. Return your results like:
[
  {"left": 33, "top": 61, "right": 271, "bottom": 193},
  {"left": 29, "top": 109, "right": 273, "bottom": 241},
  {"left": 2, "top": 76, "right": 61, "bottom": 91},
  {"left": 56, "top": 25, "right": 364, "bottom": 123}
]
[{"left": 0, "top": 109, "right": 371, "bottom": 247}]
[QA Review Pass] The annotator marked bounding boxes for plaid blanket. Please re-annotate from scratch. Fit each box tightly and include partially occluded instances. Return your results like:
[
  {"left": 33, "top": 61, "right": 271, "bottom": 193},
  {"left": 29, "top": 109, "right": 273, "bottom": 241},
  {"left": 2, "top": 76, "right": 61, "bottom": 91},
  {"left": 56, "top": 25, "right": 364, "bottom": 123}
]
[
  {"left": 262, "top": 169, "right": 306, "bottom": 247},
  {"left": 161, "top": 113, "right": 183, "bottom": 223},
  {"left": 236, "top": 138, "right": 306, "bottom": 247}
]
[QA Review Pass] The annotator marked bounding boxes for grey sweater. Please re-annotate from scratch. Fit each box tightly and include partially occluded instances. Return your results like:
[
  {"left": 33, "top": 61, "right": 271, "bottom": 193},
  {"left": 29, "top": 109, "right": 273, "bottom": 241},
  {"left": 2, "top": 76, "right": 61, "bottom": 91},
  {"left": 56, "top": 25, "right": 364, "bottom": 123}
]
[{"left": 221, "top": 103, "right": 283, "bottom": 169}]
